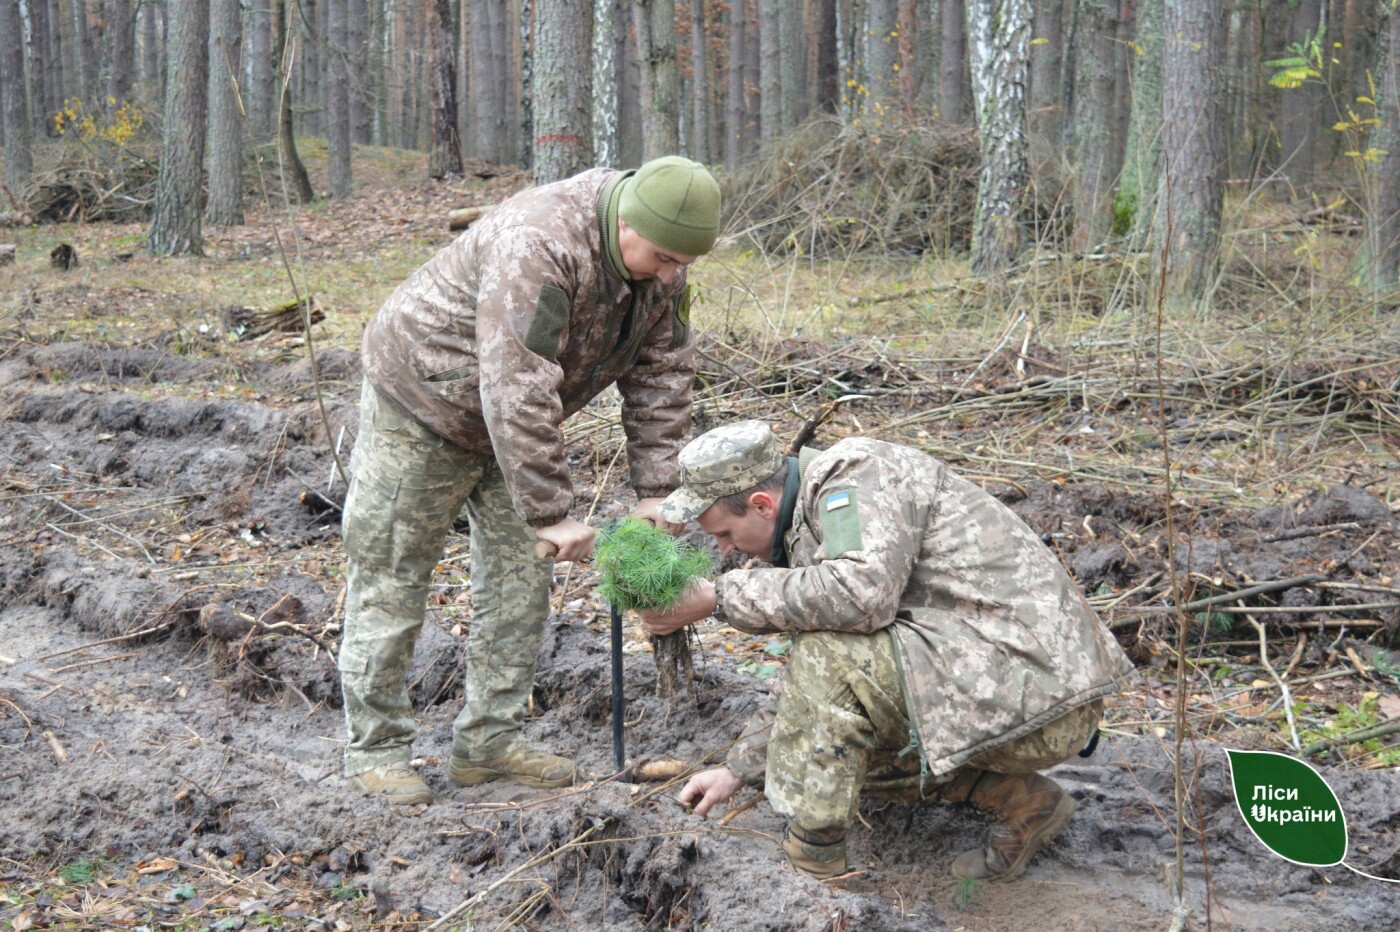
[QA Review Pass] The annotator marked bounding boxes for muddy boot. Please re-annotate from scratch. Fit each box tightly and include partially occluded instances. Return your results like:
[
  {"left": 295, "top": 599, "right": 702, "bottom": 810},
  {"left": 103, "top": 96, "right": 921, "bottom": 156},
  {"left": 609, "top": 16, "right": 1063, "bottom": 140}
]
[
  {"left": 781, "top": 824, "right": 848, "bottom": 880},
  {"left": 348, "top": 762, "right": 433, "bottom": 806},
  {"left": 447, "top": 745, "right": 576, "bottom": 788},
  {"left": 949, "top": 772, "right": 1075, "bottom": 882}
]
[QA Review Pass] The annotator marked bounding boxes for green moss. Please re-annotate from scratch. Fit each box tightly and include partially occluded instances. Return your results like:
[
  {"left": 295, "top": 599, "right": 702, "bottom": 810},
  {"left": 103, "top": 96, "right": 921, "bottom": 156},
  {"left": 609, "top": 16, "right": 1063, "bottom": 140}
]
[{"left": 595, "top": 518, "right": 713, "bottom": 611}]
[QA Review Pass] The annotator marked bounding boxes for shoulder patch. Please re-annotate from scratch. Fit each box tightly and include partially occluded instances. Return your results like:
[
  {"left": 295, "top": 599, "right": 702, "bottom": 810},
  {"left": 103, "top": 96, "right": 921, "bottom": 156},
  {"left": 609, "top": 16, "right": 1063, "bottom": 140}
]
[
  {"left": 525, "top": 284, "right": 570, "bottom": 359},
  {"left": 820, "top": 489, "right": 862, "bottom": 558}
]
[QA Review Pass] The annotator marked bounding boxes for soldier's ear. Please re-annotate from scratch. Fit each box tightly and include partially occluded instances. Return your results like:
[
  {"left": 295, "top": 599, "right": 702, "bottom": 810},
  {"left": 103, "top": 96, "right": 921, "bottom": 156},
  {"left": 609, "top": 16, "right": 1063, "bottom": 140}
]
[{"left": 749, "top": 491, "right": 777, "bottom": 518}]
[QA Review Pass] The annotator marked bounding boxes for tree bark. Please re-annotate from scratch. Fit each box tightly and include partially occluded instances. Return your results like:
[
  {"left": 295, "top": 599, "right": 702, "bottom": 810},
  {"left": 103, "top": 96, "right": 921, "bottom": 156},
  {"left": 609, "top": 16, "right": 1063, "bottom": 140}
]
[
  {"left": 102, "top": 0, "right": 136, "bottom": 115},
  {"left": 1359, "top": 0, "right": 1399, "bottom": 291},
  {"left": 725, "top": 0, "right": 747, "bottom": 169},
  {"left": 757, "top": 1, "right": 779, "bottom": 144},
  {"left": 149, "top": 0, "right": 210, "bottom": 256},
  {"left": 520, "top": 0, "right": 534, "bottom": 170},
  {"left": 1120, "top": 0, "right": 1163, "bottom": 247},
  {"left": 867, "top": 0, "right": 899, "bottom": 124},
  {"left": 1, "top": 0, "right": 33, "bottom": 191},
  {"left": 1028, "top": 0, "right": 1066, "bottom": 162},
  {"left": 633, "top": 0, "right": 680, "bottom": 158},
  {"left": 349, "top": 0, "right": 370, "bottom": 142},
  {"left": 966, "top": 0, "right": 1033, "bottom": 274},
  {"left": 689, "top": 0, "right": 709, "bottom": 162},
  {"left": 27, "top": 0, "right": 55, "bottom": 135},
  {"left": 427, "top": 0, "right": 463, "bottom": 178},
  {"left": 325, "top": 0, "right": 352, "bottom": 196},
  {"left": 592, "top": 0, "right": 620, "bottom": 165},
  {"left": 1154, "top": 0, "right": 1226, "bottom": 305},
  {"left": 243, "top": 0, "right": 273, "bottom": 140},
  {"left": 534, "top": 0, "right": 592, "bottom": 181},
  {"left": 939, "top": 0, "right": 971, "bottom": 122},
  {"left": 275, "top": 0, "right": 316, "bottom": 203},
  {"left": 206, "top": 0, "right": 245, "bottom": 226},
  {"left": 140, "top": 0, "right": 163, "bottom": 110},
  {"left": 1069, "top": 0, "right": 1120, "bottom": 251},
  {"left": 69, "top": 0, "right": 95, "bottom": 107},
  {"left": 814, "top": 0, "right": 839, "bottom": 116}
]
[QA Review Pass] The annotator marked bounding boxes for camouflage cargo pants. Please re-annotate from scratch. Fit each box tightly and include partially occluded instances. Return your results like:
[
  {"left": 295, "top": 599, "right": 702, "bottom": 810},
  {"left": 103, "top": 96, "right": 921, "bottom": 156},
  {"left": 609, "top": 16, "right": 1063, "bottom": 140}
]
[
  {"left": 338, "top": 382, "right": 554, "bottom": 777},
  {"left": 767, "top": 628, "right": 1101, "bottom": 834}
]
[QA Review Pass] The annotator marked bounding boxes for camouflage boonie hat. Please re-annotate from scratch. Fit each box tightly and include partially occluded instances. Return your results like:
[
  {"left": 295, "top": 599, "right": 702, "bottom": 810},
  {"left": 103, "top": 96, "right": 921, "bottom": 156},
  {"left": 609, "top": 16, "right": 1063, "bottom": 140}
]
[{"left": 659, "top": 420, "right": 783, "bottom": 523}]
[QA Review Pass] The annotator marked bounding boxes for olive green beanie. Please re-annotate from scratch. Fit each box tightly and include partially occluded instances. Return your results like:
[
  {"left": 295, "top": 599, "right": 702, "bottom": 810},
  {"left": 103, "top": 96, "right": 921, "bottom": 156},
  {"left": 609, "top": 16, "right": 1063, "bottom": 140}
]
[{"left": 618, "top": 156, "right": 722, "bottom": 256}]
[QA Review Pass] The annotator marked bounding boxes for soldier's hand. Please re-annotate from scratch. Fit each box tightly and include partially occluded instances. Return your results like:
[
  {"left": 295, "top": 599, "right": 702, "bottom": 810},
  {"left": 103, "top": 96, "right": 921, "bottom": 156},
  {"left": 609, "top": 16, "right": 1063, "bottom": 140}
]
[
  {"left": 634, "top": 497, "right": 687, "bottom": 536},
  {"left": 534, "top": 518, "right": 595, "bottom": 563},
  {"left": 638, "top": 579, "right": 716, "bottom": 636},
  {"left": 678, "top": 766, "right": 745, "bottom": 817}
]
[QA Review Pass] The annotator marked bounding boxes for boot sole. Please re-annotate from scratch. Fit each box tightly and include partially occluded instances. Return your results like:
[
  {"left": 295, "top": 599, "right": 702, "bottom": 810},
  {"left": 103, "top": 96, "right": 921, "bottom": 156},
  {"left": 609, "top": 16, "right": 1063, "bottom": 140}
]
[
  {"left": 348, "top": 779, "right": 433, "bottom": 806},
  {"left": 994, "top": 794, "right": 1076, "bottom": 882},
  {"left": 447, "top": 764, "right": 573, "bottom": 789}
]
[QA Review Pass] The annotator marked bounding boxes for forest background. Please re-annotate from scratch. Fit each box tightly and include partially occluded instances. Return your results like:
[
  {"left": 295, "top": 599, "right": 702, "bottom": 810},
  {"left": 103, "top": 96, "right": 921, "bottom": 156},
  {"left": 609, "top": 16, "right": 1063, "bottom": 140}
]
[{"left": 1, "top": 1, "right": 1399, "bottom": 930}]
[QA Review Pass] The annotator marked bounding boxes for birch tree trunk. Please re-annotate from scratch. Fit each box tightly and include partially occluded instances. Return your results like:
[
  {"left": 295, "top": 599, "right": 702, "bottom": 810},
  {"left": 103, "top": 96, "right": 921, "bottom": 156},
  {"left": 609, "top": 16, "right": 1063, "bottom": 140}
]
[
  {"left": 966, "top": 0, "right": 1032, "bottom": 274},
  {"left": 1154, "top": 0, "right": 1226, "bottom": 305},
  {"left": 1069, "top": 0, "right": 1119, "bottom": 251},
  {"left": 534, "top": 0, "right": 593, "bottom": 182},
  {"left": 1, "top": 0, "right": 33, "bottom": 190},
  {"left": 427, "top": 0, "right": 463, "bottom": 178},
  {"left": 593, "top": 0, "right": 620, "bottom": 165},
  {"left": 149, "top": 0, "right": 210, "bottom": 256},
  {"left": 206, "top": 0, "right": 245, "bottom": 226},
  {"left": 1358, "top": 0, "right": 1399, "bottom": 291},
  {"left": 633, "top": 0, "right": 680, "bottom": 158}
]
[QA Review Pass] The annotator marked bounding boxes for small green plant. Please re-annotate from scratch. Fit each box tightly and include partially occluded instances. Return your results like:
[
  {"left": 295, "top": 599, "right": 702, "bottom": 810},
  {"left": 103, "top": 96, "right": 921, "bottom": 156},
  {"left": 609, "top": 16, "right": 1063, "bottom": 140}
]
[
  {"left": 1111, "top": 190, "right": 1137, "bottom": 237},
  {"left": 1301, "top": 694, "right": 1400, "bottom": 766},
  {"left": 58, "top": 857, "right": 107, "bottom": 884},
  {"left": 328, "top": 883, "right": 363, "bottom": 902},
  {"left": 951, "top": 875, "right": 982, "bottom": 909},
  {"left": 1265, "top": 27, "right": 1326, "bottom": 89},
  {"left": 594, "top": 518, "right": 713, "bottom": 611}
]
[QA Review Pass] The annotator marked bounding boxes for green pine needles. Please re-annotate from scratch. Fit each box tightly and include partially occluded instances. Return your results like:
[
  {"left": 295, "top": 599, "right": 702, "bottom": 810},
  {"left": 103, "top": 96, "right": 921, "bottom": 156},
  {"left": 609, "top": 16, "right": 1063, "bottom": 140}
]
[{"left": 595, "top": 517, "right": 713, "bottom": 612}]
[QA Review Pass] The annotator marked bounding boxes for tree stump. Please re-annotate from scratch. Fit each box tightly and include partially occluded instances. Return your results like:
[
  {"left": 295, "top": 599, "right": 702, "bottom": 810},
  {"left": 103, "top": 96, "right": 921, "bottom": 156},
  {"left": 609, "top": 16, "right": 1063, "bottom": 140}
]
[{"left": 221, "top": 296, "right": 325, "bottom": 340}]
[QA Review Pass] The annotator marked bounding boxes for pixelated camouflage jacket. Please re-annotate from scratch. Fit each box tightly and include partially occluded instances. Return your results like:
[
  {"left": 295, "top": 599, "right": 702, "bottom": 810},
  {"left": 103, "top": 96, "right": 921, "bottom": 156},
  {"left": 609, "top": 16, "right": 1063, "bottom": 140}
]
[
  {"left": 361, "top": 168, "right": 696, "bottom": 527},
  {"left": 718, "top": 438, "right": 1137, "bottom": 783}
]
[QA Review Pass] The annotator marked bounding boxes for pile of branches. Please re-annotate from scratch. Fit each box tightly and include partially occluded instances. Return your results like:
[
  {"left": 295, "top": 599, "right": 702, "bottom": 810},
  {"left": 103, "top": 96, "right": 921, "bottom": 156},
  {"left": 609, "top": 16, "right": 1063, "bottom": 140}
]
[
  {"left": 24, "top": 140, "right": 159, "bottom": 224},
  {"left": 724, "top": 116, "right": 980, "bottom": 257}
]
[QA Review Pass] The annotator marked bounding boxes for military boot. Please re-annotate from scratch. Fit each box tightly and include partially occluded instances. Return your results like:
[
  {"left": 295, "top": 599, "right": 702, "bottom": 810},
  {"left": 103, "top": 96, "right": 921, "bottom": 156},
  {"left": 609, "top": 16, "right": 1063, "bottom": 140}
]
[
  {"left": 448, "top": 745, "right": 576, "bottom": 788},
  {"left": 948, "top": 771, "right": 1075, "bottom": 881},
  {"left": 781, "top": 824, "right": 848, "bottom": 880},
  {"left": 348, "top": 762, "right": 434, "bottom": 806}
]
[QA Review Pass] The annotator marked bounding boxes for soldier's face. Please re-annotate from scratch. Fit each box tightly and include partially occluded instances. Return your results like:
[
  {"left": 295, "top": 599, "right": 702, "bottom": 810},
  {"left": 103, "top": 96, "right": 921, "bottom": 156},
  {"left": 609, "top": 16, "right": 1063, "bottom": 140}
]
[
  {"left": 697, "top": 497, "right": 777, "bottom": 559},
  {"left": 618, "top": 220, "right": 698, "bottom": 286}
]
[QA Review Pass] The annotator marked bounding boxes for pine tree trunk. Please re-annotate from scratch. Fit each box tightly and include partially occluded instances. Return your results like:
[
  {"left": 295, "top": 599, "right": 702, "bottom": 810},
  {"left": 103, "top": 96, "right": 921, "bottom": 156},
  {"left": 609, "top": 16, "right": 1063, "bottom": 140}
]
[
  {"left": 102, "top": 0, "right": 136, "bottom": 115},
  {"left": 1120, "top": 0, "right": 1163, "bottom": 247},
  {"left": 27, "top": 0, "right": 54, "bottom": 135},
  {"left": 633, "top": 0, "right": 679, "bottom": 158},
  {"left": 867, "top": 0, "right": 898, "bottom": 124},
  {"left": 592, "top": 0, "right": 620, "bottom": 166},
  {"left": 689, "top": 0, "right": 708, "bottom": 162},
  {"left": 327, "top": 0, "right": 353, "bottom": 197},
  {"left": 758, "top": 2, "right": 780, "bottom": 144},
  {"left": 724, "top": 0, "right": 747, "bottom": 170},
  {"left": 243, "top": 0, "right": 273, "bottom": 140},
  {"left": 140, "top": 1, "right": 163, "bottom": 110},
  {"left": 349, "top": 0, "right": 371, "bottom": 142},
  {"left": 303, "top": 0, "right": 323, "bottom": 135},
  {"left": 778, "top": 2, "right": 800, "bottom": 131},
  {"left": 70, "top": 0, "right": 95, "bottom": 108},
  {"left": 275, "top": 0, "right": 315, "bottom": 203},
  {"left": 149, "top": 0, "right": 210, "bottom": 257},
  {"left": 534, "top": 0, "right": 593, "bottom": 182},
  {"left": 1155, "top": 0, "right": 1225, "bottom": 305},
  {"left": 1069, "top": 0, "right": 1120, "bottom": 252},
  {"left": 1, "top": 0, "right": 33, "bottom": 190},
  {"left": 206, "top": 0, "right": 245, "bottom": 226},
  {"left": 1359, "top": 0, "right": 1399, "bottom": 291},
  {"left": 814, "top": 0, "right": 838, "bottom": 116},
  {"left": 427, "top": 0, "right": 463, "bottom": 178},
  {"left": 939, "top": 0, "right": 970, "bottom": 122},
  {"left": 966, "top": 0, "right": 1032, "bottom": 274},
  {"left": 1028, "top": 0, "right": 1066, "bottom": 164}
]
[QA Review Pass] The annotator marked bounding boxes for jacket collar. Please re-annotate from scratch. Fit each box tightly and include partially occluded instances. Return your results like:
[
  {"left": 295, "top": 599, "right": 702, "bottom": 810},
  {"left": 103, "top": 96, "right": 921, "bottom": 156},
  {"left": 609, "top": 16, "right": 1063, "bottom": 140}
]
[
  {"left": 597, "top": 170, "right": 632, "bottom": 282},
  {"left": 769, "top": 455, "right": 802, "bottom": 568}
]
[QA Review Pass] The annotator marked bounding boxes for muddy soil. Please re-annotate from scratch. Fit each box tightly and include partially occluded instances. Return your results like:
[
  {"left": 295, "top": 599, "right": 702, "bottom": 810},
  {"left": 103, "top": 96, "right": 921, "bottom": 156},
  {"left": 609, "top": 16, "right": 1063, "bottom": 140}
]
[{"left": 2, "top": 335, "right": 1399, "bottom": 931}]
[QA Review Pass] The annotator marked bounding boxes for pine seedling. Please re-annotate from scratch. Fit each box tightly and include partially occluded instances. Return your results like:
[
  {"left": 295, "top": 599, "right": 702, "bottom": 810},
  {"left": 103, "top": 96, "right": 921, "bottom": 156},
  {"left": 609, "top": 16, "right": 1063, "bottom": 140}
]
[{"left": 595, "top": 517, "right": 713, "bottom": 611}]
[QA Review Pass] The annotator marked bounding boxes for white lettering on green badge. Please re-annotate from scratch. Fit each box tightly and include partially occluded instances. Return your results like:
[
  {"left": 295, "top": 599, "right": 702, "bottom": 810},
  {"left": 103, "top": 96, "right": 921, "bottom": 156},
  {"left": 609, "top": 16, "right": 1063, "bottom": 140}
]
[{"left": 821, "top": 489, "right": 861, "bottom": 558}]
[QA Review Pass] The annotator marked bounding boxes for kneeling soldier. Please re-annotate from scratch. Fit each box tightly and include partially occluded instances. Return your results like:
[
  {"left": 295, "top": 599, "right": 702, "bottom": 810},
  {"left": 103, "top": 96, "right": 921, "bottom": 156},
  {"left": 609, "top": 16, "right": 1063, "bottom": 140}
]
[{"left": 639, "top": 420, "right": 1136, "bottom": 880}]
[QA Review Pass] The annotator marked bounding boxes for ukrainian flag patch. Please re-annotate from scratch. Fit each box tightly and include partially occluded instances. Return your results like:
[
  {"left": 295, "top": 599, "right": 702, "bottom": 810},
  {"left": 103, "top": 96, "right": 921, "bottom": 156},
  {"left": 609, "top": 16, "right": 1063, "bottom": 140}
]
[{"left": 820, "top": 489, "right": 861, "bottom": 558}]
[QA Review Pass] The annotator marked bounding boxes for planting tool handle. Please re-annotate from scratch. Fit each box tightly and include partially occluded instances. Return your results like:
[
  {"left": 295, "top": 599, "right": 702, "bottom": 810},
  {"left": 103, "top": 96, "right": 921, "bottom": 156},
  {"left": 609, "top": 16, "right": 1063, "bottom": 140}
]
[
  {"left": 611, "top": 602, "right": 626, "bottom": 773},
  {"left": 534, "top": 540, "right": 558, "bottom": 560}
]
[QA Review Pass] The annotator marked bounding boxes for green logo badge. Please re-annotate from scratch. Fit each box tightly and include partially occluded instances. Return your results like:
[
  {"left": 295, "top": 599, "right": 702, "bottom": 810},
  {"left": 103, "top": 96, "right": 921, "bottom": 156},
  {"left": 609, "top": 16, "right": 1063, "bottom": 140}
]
[{"left": 1226, "top": 748, "right": 1398, "bottom": 883}]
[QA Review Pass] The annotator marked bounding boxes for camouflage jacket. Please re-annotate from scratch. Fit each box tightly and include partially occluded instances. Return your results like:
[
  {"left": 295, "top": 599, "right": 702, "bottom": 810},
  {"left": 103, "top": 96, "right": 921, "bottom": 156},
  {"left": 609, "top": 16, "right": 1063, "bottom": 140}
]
[
  {"left": 718, "top": 439, "right": 1136, "bottom": 782},
  {"left": 361, "top": 168, "right": 696, "bottom": 527}
]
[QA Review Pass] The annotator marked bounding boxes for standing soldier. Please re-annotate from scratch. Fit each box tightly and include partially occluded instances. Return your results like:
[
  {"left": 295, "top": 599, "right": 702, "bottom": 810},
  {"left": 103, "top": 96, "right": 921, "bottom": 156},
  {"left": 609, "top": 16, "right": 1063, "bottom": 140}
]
[
  {"left": 640, "top": 420, "right": 1136, "bottom": 880},
  {"left": 340, "top": 157, "right": 722, "bottom": 805}
]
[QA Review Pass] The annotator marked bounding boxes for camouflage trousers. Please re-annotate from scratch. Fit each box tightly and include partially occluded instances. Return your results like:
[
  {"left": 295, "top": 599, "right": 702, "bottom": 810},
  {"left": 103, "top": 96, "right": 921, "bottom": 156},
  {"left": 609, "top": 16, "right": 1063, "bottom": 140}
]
[
  {"left": 766, "top": 628, "right": 1102, "bottom": 835},
  {"left": 338, "top": 382, "right": 554, "bottom": 777}
]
